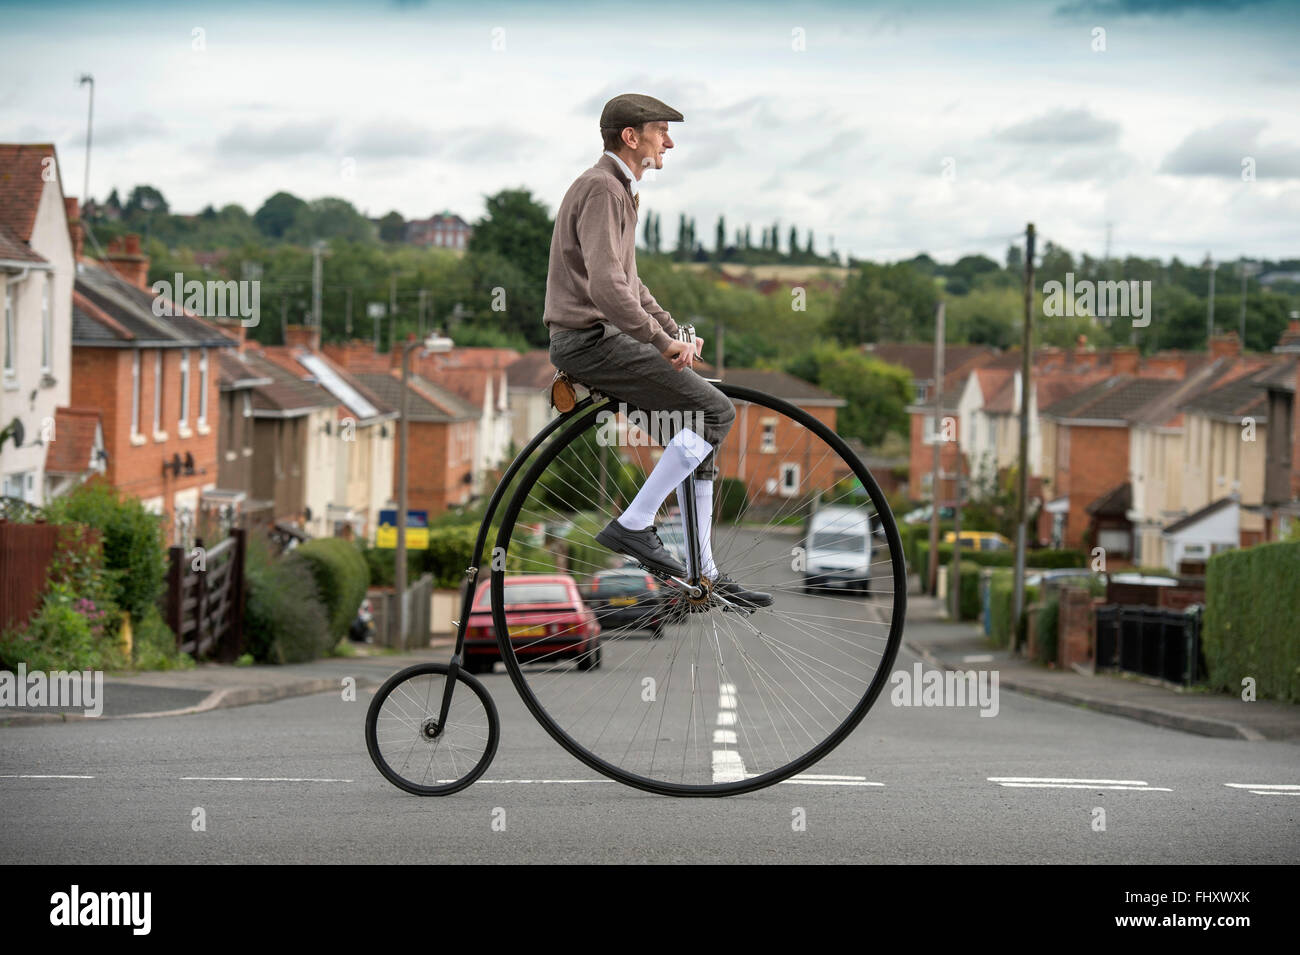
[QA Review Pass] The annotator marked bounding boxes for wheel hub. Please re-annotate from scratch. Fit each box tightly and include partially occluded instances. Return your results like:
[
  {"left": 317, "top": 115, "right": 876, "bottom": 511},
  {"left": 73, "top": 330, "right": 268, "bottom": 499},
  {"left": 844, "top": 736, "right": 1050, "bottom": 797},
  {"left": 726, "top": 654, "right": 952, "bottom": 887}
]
[{"left": 420, "top": 717, "right": 441, "bottom": 741}]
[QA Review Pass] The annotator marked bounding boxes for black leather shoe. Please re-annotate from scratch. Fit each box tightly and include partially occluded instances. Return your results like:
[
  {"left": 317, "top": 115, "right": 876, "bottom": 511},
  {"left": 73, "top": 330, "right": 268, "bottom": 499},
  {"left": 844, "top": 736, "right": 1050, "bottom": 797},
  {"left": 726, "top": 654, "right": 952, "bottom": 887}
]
[
  {"left": 595, "top": 519, "right": 687, "bottom": 578},
  {"left": 712, "top": 573, "right": 773, "bottom": 609}
]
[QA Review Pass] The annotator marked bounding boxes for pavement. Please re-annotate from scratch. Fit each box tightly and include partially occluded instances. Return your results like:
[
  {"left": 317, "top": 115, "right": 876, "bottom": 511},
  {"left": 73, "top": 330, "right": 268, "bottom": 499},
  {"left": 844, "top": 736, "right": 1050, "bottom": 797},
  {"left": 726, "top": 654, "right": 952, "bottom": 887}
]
[
  {"left": 0, "top": 641, "right": 454, "bottom": 726},
  {"left": 5, "top": 596, "right": 1298, "bottom": 741},
  {"left": 904, "top": 592, "right": 1300, "bottom": 742}
]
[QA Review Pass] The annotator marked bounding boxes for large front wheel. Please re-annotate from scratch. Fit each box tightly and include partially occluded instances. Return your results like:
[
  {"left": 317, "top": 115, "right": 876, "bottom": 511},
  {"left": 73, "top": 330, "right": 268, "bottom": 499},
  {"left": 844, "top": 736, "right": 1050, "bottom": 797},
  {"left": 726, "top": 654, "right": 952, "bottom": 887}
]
[{"left": 491, "top": 383, "right": 906, "bottom": 796}]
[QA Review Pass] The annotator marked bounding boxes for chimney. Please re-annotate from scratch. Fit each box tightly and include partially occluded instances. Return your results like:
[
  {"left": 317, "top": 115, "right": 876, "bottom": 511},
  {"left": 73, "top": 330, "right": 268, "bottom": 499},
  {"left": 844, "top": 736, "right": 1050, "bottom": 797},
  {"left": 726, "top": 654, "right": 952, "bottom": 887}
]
[
  {"left": 284, "top": 324, "right": 320, "bottom": 352},
  {"left": 216, "top": 319, "right": 247, "bottom": 353},
  {"left": 1142, "top": 351, "right": 1187, "bottom": 379},
  {"left": 64, "top": 197, "right": 84, "bottom": 260},
  {"left": 103, "top": 233, "right": 150, "bottom": 290},
  {"left": 1111, "top": 346, "right": 1139, "bottom": 375},
  {"left": 1210, "top": 332, "right": 1241, "bottom": 361}
]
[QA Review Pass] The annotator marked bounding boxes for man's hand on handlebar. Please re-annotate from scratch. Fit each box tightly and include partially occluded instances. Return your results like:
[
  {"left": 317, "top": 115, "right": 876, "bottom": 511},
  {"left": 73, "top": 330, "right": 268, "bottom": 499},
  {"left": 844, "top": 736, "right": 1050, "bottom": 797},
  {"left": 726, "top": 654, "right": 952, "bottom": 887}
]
[{"left": 663, "top": 338, "right": 695, "bottom": 370}]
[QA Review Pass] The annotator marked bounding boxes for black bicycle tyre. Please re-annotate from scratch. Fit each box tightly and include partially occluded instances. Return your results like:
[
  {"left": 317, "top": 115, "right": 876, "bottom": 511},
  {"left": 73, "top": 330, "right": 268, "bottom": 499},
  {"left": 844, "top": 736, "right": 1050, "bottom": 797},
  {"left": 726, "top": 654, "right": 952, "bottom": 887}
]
[
  {"left": 365, "top": 662, "right": 500, "bottom": 796},
  {"left": 492, "top": 383, "right": 907, "bottom": 797}
]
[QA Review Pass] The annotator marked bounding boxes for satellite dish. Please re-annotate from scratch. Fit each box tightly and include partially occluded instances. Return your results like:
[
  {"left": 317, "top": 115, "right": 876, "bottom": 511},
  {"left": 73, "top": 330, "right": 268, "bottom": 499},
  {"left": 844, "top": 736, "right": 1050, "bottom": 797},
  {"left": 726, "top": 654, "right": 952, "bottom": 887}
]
[{"left": 0, "top": 417, "right": 23, "bottom": 451}]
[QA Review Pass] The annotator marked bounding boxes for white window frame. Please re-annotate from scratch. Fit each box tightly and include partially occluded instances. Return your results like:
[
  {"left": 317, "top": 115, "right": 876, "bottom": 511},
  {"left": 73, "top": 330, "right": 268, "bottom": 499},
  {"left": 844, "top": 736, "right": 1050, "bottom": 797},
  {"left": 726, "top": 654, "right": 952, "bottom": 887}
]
[
  {"left": 179, "top": 348, "right": 191, "bottom": 430},
  {"left": 130, "top": 351, "right": 143, "bottom": 442},
  {"left": 197, "top": 348, "right": 209, "bottom": 429},
  {"left": 761, "top": 418, "right": 777, "bottom": 453},
  {"left": 4, "top": 280, "right": 15, "bottom": 381},
  {"left": 152, "top": 350, "right": 166, "bottom": 441},
  {"left": 779, "top": 463, "right": 800, "bottom": 497},
  {"left": 40, "top": 274, "right": 51, "bottom": 374}
]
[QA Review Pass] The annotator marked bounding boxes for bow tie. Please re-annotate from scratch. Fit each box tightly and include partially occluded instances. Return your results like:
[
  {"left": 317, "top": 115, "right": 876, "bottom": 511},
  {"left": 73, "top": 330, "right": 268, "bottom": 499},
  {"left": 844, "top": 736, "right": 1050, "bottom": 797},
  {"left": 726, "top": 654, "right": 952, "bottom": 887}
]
[{"left": 633, "top": 192, "right": 640, "bottom": 213}]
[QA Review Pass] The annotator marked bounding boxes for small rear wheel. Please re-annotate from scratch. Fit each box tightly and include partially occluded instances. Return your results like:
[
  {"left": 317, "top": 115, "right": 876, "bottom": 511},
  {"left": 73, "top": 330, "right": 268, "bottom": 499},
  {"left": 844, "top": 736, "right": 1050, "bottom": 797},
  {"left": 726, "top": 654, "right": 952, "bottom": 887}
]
[{"left": 365, "top": 662, "right": 499, "bottom": 796}]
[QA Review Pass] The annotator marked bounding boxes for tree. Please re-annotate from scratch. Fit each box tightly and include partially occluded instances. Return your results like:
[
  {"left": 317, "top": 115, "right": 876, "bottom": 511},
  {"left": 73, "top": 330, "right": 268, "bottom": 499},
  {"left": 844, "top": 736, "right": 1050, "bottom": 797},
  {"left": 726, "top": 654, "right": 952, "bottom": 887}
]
[
  {"left": 715, "top": 214, "right": 726, "bottom": 257},
  {"left": 789, "top": 225, "right": 799, "bottom": 257},
  {"left": 285, "top": 197, "right": 377, "bottom": 244},
  {"left": 124, "top": 185, "right": 169, "bottom": 217},
  {"left": 806, "top": 230, "right": 815, "bottom": 256},
  {"left": 378, "top": 211, "right": 406, "bottom": 243},
  {"left": 1005, "top": 244, "right": 1023, "bottom": 273},
  {"left": 826, "top": 261, "right": 940, "bottom": 344},
  {"left": 254, "top": 191, "right": 308, "bottom": 239},
  {"left": 466, "top": 188, "right": 554, "bottom": 288},
  {"left": 785, "top": 342, "right": 913, "bottom": 446}
]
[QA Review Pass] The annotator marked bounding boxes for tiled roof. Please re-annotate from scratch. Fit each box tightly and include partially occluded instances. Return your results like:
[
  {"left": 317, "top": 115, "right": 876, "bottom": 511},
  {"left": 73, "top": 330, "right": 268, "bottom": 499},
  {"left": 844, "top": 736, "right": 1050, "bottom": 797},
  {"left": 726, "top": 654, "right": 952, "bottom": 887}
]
[
  {"left": 861, "top": 343, "right": 998, "bottom": 381},
  {"left": 1043, "top": 375, "right": 1178, "bottom": 421},
  {"left": 0, "top": 143, "right": 60, "bottom": 243},
  {"left": 355, "top": 372, "right": 470, "bottom": 423},
  {"left": 409, "top": 374, "right": 481, "bottom": 420},
  {"left": 505, "top": 350, "right": 558, "bottom": 390},
  {"left": 1257, "top": 357, "right": 1298, "bottom": 392},
  {"left": 260, "top": 345, "right": 397, "bottom": 420},
  {"left": 693, "top": 362, "right": 845, "bottom": 404},
  {"left": 72, "top": 261, "right": 236, "bottom": 348},
  {"left": 217, "top": 349, "right": 273, "bottom": 389},
  {"left": 44, "top": 408, "right": 102, "bottom": 475},
  {"left": 1180, "top": 367, "right": 1272, "bottom": 420},
  {"left": 0, "top": 222, "right": 47, "bottom": 264},
  {"left": 244, "top": 348, "right": 336, "bottom": 414},
  {"left": 425, "top": 346, "right": 521, "bottom": 371},
  {"left": 1085, "top": 481, "right": 1131, "bottom": 517},
  {"left": 973, "top": 367, "right": 1015, "bottom": 403},
  {"left": 434, "top": 366, "right": 497, "bottom": 411}
]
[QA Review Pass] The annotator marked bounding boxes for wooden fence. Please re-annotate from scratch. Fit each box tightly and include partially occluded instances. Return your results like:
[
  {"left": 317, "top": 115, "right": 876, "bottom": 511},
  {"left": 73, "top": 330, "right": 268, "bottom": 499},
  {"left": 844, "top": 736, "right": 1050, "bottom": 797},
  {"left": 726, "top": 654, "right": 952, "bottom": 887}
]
[
  {"left": 0, "top": 520, "right": 60, "bottom": 631},
  {"left": 166, "top": 528, "right": 247, "bottom": 660}
]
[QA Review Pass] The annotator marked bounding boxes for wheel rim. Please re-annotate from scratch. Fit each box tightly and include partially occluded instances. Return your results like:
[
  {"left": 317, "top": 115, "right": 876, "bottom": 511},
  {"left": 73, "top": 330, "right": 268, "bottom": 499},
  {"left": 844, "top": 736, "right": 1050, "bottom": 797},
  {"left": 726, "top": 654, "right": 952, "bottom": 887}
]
[
  {"left": 366, "top": 663, "right": 499, "bottom": 795},
  {"left": 492, "top": 385, "right": 906, "bottom": 796}
]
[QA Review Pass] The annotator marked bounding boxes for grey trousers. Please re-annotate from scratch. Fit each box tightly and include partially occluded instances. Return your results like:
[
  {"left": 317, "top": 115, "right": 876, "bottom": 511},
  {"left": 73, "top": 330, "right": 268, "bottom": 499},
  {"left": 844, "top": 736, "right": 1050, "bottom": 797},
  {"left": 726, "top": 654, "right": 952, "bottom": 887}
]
[{"left": 548, "top": 323, "right": 735, "bottom": 481}]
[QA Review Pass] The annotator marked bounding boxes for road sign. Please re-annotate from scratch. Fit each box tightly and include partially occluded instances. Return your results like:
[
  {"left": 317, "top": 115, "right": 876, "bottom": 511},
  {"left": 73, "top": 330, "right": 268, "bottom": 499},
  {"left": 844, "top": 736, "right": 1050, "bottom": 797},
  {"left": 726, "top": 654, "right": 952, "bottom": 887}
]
[{"left": 376, "top": 508, "right": 429, "bottom": 549}]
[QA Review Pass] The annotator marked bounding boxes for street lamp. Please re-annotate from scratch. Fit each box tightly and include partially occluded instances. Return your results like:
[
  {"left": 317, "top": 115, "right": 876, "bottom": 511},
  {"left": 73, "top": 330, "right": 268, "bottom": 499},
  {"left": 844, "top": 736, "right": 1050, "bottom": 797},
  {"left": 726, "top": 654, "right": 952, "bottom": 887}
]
[
  {"left": 394, "top": 329, "right": 455, "bottom": 647},
  {"left": 77, "top": 74, "right": 93, "bottom": 209}
]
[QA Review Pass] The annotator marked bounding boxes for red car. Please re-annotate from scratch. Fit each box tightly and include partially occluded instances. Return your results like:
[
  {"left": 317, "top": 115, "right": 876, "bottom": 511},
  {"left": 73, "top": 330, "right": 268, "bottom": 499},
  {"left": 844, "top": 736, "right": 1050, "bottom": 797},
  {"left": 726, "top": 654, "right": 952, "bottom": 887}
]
[{"left": 463, "top": 575, "right": 602, "bottom": 674}]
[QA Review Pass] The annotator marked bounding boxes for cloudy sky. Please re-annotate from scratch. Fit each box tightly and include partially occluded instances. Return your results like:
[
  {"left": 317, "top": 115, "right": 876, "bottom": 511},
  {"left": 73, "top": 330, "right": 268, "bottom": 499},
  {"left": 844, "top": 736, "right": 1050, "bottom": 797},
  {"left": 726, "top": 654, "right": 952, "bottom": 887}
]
[{"left": 2, "top": 0, "right": 1298, "bottom": 264}]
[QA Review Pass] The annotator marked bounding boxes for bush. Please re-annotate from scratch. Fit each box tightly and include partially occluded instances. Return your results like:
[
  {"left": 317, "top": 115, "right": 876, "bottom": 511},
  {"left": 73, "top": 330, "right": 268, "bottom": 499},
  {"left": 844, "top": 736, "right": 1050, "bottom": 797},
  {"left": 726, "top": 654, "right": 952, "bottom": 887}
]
[
  {"left": 130, "top": 605, "right": 193, "bottom": 671},
  {"left": 1035, "top": 597, "right": 1060, "bottom": 665},
  {"left": 243, "top": 535, "right": 332, "bottom": 663},
  {"left": 1203, "top": 539, "right": 1300, "bottom": 703},
  {"left": 987, "top": 568, "right": 1041, "bottom": 648},
  {"left": 44, "top": 480, "right": 166, "bottom": 622},
  {"left": 956, "top": 560, "right": 982, "bottom": 620},
  {"left": 295, "top": 538, "right": 370, "bottom": 643},
  {"left": 0, "top": 586, "right": 126, "bottom": 672},
  {"left": 716, "top": 477, "right": 748, "bottom": 524}
]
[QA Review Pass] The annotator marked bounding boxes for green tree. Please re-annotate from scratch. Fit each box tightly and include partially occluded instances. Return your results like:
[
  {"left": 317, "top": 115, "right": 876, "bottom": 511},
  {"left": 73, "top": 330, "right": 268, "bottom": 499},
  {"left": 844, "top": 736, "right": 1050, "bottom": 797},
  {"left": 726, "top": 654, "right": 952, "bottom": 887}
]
[
  {"left": 378, "top": 211, "right": 406, "bottom": 243},
  {"left": 826, "top": 261, "right": 940, "bottom": 344},
  {"left": 254, "top": 191, "right": 308, "bottom": 239},
  {"left": 784, "top": 343, "right": 913, "bottom": 446}
]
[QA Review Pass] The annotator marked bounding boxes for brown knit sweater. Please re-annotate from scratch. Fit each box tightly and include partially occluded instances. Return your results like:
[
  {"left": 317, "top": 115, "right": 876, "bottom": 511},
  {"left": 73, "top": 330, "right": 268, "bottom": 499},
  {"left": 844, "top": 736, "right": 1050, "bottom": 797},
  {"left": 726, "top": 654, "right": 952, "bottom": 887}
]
[{"left": 543, "top": 153, "right": 679, "bottom": 353}]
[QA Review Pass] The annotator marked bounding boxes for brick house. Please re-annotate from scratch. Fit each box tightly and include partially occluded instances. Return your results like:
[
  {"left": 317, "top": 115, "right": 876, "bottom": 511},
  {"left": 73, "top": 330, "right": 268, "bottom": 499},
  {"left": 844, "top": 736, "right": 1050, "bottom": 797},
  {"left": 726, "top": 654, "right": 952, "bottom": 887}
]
[
  {"left": 0, "top": 143, "right": 77, "bottom": 505},
  {"left": 504, "top": 350, "right": 561, "bottom": 450},
  {"left": 69, "top": 250, "right": 236, "bottom": 546},
  {"left": 405, "top": 212, "right": 472, "bottom": 250}
]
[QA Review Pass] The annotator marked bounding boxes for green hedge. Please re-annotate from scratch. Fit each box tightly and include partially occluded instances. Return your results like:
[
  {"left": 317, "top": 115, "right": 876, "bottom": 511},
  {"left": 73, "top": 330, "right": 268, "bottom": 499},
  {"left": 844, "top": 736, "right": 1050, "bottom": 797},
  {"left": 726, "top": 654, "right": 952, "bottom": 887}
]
[
  {"left": 716, "top": 477, "right": 748, "bottom": 524},
  {"left": 918, "top": 541, "right": 1088, "bottom": 574},
  {"left": 1034, "top": 597, "right": 1060, "bottom": 665},
  {"left": 295, "top": 538, "right": 370, "bottom": 643},
  {"left": 43, "top": 480, "right": 165, "bottom": 623},
  {"left": 1203, "top": 540, "right": 1300, "bottom": 703},
  {"left": 956, "top": 560, "right": 981, "bottom": 620},
  {"left": 243, "top": 536, "right": 332, "bottom": 663},
  {"left": 987, "top": 568, "right": 1042, "bottom": 649}
]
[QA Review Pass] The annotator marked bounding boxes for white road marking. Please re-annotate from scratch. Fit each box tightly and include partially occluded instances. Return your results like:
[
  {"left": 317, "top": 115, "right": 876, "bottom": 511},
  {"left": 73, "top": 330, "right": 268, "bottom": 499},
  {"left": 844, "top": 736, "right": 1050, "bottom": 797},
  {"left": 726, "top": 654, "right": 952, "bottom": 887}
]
[
  {"left": 990, "top": 776, "right": 1170, "bottom": 791},
  {"left": 962, "top": 654, "right": 994, "bottom": 663},
  {"left": 1249, "top": 791, "right": 1300, "bottom": 796},
  {"left": 793, "top": 774, "right": 870, "bottom": 781},
  {"left": 180, "top": 776, "right": 354, "bottom": 783},
  {"left": 1224, "top": 783, "right": 1300, "bottom": 790},
  {"left": 0, "top": 774, "right": 95, "bottom": 779},
  {"left": 713, "top": 679, "right": 746, "bottom": 783}
]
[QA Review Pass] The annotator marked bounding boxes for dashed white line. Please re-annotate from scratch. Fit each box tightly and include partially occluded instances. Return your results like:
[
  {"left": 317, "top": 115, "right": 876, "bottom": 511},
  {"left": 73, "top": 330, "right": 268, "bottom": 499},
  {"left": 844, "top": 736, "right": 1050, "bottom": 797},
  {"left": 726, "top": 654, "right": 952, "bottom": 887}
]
[
  {"left": 180, "top": 776, "right": 354, "bottom": 783},
  {"left": 713, "top": 681, "right": 746, "bottom": 783},
  {"left": 1225, "top": 783, "right": 1300, "bottom": 796},
  {"left": 990, "top": 776, "right": 1171, "bottom": 791},
  {"left": 0, "top": 774, "right": 95, "bottom": 779}
]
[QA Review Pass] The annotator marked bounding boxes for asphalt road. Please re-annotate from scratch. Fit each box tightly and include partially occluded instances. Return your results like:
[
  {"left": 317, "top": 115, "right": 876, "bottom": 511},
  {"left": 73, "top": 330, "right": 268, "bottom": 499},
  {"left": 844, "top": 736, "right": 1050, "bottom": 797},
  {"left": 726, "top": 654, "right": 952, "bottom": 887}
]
[{"left": 2, "top": 640, "right": 1297, "bottom": 863}]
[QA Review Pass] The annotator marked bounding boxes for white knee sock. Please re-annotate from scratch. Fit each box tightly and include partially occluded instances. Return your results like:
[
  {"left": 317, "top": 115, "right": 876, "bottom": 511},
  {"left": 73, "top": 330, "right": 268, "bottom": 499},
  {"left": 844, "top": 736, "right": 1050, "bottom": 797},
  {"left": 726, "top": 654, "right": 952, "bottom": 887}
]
[
  {"left": 617, "top": 428, "right": 712, "bottom": 531},
  {"left": 675, "top": 478, "right": 718, "bottom": 579}
]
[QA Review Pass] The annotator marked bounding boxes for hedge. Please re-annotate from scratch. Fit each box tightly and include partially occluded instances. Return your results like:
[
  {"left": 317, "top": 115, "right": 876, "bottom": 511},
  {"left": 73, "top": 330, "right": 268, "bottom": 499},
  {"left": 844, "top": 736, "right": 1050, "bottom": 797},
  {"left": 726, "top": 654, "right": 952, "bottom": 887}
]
[
  {"left": 294, "top": 538, "right": 370, "bottom": 643},
  {"left": 987, "top": 568, "right": 1042, "bottom": 649},
  {"left": 243, "top": 536, "right": 332, "bottom": 663},
  {"left": 956, "top": 560, "right": 981, "bottom": 620},
  {"left": 1203, "top": 539, "right": 1300, "bottom": 703},
  {"left": 1034, "top": 597, "right": 1060, "bottom": 665}
]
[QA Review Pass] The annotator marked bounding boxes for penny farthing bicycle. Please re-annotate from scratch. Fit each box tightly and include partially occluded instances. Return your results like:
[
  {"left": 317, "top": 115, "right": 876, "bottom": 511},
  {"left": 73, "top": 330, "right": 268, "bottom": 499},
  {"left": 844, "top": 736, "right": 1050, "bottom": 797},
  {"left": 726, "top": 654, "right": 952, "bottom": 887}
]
[{"left": 365, "top": 327, "right": 907, "bottom": 797}]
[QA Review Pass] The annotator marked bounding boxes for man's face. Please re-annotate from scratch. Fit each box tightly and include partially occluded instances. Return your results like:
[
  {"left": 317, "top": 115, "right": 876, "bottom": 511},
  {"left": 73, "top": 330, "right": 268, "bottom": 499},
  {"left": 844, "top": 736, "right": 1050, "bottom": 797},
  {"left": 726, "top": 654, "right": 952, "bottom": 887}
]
[{"left": 626, "top": 121, "right": 673, "bottom": 177}]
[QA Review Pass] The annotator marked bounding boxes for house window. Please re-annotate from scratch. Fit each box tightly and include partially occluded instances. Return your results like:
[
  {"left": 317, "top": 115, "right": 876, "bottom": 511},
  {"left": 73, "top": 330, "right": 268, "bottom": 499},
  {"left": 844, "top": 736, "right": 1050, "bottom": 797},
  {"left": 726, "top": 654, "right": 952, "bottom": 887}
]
[
  {"left": 179, "top": 348, "right": 190, "bottom": 428},
  {"left": 2, "top": 281, "right": 13, "bottom": 380},
  {"left": 780, "top": 463, "right": 800, "bottom": 497},
  {"left": 131, "top": 351, "right": 142, "bottom": 438},
  {"left": 153, "top": 350, "right": 163, "bottom": 436},
  {"left": 3, "top": 470, "right": 37, "bottom": 503},
  {"left": 198, "top": 349, "right": 209, "bottom": 426},
  {"left": 761, "top": 418, "right": 777, "bottom": 453},
  {"left": 40, "top": 275, "right": 51, "bottom": 373}
]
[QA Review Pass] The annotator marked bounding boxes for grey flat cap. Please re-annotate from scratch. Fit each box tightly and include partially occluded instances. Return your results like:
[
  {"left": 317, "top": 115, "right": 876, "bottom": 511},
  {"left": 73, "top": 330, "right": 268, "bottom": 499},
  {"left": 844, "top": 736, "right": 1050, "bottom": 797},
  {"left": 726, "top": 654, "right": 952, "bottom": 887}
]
[{"left": 599, "top": 93, "right": 684, "bottom": 130}]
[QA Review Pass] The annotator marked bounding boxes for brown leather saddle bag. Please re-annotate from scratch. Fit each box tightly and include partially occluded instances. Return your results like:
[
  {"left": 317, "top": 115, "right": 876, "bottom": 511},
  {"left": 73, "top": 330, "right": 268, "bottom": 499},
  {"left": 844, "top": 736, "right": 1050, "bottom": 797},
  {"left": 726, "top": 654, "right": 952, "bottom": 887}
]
[{"left": 549, "top": 370, "right": 577, "bottom": 413}]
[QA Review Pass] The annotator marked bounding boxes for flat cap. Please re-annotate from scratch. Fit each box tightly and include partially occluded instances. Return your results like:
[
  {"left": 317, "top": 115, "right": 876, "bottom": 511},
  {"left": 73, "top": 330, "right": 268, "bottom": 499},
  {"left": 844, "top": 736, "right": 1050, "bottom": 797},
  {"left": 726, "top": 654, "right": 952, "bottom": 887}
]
[{"left": 599, "top": 93, "right": 684, "bottom": 130}]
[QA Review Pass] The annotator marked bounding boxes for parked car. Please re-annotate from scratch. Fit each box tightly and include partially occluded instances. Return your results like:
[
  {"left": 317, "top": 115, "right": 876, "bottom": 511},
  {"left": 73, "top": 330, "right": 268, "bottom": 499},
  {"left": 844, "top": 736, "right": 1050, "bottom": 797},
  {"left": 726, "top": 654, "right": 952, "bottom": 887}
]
[
  {"left": 944, "top": 530, "right": 1013, "bottom": 552},
  {"left": 585, "top": 568, "right": 667, "bottom": 638},
  {"left": 803, "top": 506, "right": 872, "bottom": 595},
  {"left": 463, "top": 575, "right": 601, "bottom": 674},
  {"left": 902, "top": 504, "right": 955, "bottom": 525}
]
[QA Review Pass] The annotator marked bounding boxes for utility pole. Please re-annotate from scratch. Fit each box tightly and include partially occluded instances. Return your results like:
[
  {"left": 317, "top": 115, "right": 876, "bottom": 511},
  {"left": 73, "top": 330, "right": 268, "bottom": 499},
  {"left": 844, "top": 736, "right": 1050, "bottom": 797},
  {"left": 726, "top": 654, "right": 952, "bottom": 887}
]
[
  {"left": 77, "top": 74, "right": 94, "bottom": 208},
  {"left": 950, "top": 427, "right": 963, "bottom": 621},
  {"left": 1012, "top": 222, "right": 1036, "bottom": 645},
  {"left": 1238, "top": 258, "right": 1258, "bottom": 347},
  {"left": 1205, "top": 253, "right": 1216, "bottom": 344},
  {"left": 927, "top": 301, "right": 946, "bottom": 596},
  {"left": 311, "top": 240, "right": 326, "bottom": 331},
  {"left": 389, "top": 273, "right": 398, "bottom": 353}
]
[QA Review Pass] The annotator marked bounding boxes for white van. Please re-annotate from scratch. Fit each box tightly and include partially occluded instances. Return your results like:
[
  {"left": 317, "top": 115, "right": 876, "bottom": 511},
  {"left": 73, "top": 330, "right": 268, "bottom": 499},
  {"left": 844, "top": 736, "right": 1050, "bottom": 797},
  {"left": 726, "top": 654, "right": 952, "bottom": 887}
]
[{"left": 803, "top": 505, "right": 872, "bottom": 595}]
